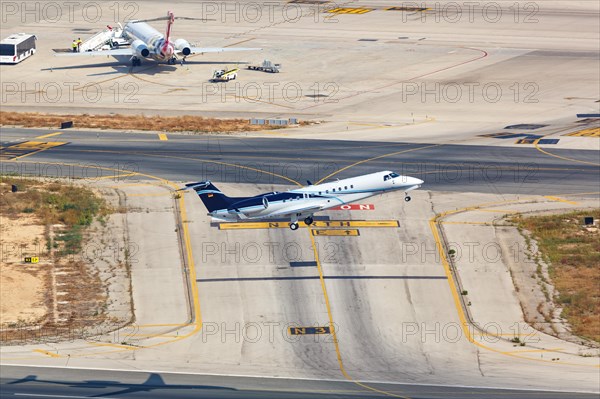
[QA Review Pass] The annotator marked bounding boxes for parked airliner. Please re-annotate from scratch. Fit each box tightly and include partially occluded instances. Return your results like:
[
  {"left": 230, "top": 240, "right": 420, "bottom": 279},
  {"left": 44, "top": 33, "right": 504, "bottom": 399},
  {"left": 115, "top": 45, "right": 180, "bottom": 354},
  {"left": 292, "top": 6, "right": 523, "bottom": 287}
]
[
  {"left": 56, "top": 11, "right": 260, "bottom": 67},
  {"left": 184, "top": 171, "right": 424, "bottom": 230}
]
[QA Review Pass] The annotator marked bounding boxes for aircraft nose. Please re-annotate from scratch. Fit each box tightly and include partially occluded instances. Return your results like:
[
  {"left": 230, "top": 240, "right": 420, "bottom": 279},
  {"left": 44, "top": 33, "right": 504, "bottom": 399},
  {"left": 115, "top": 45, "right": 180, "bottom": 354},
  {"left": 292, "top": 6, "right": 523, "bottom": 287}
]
[{"left": 411, "top": 177, "right": 424, "bottom": 185}]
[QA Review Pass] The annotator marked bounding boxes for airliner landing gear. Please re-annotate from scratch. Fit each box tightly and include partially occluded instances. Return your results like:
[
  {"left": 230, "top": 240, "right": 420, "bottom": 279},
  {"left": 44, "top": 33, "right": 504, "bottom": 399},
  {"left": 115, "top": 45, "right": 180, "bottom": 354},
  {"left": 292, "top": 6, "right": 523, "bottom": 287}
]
[
  {"left": 304, "top": 216, "right": 314, "bottom": 226},
  {"left": 404, "top": 195, "right": 411, "bottom": 202},
  {"left": 289, "top": 222, "right": 299, "bottom": 230},
  {"left": 131, "top": 57, "right": 141, "bottom": 67},
  {"left": 168, "top": 57, "right": 177, "bottom": 65}
]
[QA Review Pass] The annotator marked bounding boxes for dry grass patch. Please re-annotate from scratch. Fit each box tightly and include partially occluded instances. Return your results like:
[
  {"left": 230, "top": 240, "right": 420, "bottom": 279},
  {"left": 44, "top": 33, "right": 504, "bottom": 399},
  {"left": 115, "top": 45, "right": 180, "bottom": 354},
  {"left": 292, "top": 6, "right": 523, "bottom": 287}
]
[
  {"left": 512, "top": 210, "right": 600, "bottom": 342},
  {"left": 0, "top": 111, "right": 284, "bottom": 133},
  {"left": 0, "top": 176, "right": 111, "bottom": 339}
]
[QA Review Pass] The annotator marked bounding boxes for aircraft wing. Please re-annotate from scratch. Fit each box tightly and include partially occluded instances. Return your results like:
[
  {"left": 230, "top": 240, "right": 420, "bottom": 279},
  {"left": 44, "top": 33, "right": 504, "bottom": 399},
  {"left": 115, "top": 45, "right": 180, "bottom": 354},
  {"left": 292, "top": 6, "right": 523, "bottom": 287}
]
[
  {"left": 54, "top": 49, "right": 134, "bottom": 57},
  {"left": 188, "top": 47, "right": 262, "bottom": 54},
  {"left": 267, "top": 203, "right": 325, "bottom": 217}
]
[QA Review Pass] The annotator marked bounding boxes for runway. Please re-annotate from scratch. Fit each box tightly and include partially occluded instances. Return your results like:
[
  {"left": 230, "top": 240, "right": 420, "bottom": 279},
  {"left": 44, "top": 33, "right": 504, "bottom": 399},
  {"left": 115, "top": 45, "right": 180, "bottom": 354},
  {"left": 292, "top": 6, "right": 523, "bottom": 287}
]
[
  {"left": 1, "top": 127, "right": 598, "bottom": 195},
  {"left": 2, "top": 365, "right": 599, "bottom": 399}
]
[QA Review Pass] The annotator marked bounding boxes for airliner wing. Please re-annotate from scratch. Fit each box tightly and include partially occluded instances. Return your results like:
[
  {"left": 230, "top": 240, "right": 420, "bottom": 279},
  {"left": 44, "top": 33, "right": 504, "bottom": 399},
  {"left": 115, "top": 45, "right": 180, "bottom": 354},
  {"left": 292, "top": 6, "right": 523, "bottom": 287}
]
[
  {"left": 188, "top": 47, "right": 262, "bottom": 54},
  {"left": 54, "top": 49, "right": 134, "bottom": 57}
]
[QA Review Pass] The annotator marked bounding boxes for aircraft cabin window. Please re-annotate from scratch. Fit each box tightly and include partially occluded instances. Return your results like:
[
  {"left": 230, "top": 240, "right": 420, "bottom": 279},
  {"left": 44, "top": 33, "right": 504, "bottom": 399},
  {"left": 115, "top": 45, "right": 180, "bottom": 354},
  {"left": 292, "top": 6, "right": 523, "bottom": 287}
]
[
  {"left": 344, "top": 186, "right": 347, "bottom": 190},
  {"left": 333, "top": 188, "right": 336, "bottom": 192},
  {"left": 326, "top": 190, "right": 329, "bottom": 194},
  {"left": 319, "top": 191, "right": 322, "bottom": 195},
  {"left": 351, "top": 185, "right": 354, "bottom": 188}
]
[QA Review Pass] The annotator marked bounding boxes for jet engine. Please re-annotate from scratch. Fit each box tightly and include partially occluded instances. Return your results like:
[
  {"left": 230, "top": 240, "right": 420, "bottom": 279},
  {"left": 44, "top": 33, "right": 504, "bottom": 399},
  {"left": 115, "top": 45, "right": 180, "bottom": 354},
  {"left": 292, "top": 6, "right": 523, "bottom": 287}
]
[
  {"left": 174, "top": 39, "right": 191, "bottom": 56},
  {"left": 131, "top": 39, "right": 150, "bottom": 58}
]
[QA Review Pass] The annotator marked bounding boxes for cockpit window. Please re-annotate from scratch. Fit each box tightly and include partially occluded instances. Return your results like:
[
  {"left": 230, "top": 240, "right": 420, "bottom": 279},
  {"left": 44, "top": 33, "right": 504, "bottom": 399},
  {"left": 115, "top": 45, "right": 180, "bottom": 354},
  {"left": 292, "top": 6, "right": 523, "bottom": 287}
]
[
  {"left": 390, "top": 172, "right": 399, "bottom": 178},
  {"left": 384, "top": 175, "right": 390, "bottom": 181}
]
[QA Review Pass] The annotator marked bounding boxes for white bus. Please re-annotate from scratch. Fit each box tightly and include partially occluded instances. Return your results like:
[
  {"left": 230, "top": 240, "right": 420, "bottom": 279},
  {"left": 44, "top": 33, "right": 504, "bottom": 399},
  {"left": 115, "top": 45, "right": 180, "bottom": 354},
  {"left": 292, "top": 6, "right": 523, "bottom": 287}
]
[{"left": 0, "top": 33, "right": 37, "bottom": 64}]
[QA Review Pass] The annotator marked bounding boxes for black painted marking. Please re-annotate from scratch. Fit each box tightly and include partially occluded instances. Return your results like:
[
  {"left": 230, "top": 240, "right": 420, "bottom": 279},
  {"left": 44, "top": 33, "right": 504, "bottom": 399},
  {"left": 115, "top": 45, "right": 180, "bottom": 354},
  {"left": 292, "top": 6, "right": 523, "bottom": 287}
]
[
  {"left": 386, "top": 6, "right": 429, "bottom": 11},
  {"left": 197, "top": 275, "right": 448, "bottom": 283},
  {"left": 577, "top": 114, "right": 600, "bottom": 118},
  {"left": 504, "top": 124, "right": 548, "bottom": 130},
  {"left": 290, "top": 261, "right": 318, "bottom": 267},
  {"left": 289, "top": 326, "right": 331, "bottom": 335},
  {"left": 537, "top": 139, "right": 559, "bottom": 145},
  {"left": 358, "top": 39, "right": 378, "bottom": 42}
]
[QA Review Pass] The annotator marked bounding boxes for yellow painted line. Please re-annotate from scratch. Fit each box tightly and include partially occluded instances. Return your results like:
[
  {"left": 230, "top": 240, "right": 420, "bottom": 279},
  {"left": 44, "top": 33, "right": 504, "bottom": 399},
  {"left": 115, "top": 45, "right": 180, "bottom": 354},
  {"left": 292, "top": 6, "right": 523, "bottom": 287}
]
[
  {"left": 534, "top": 142, "right": 600, "bottom": 166},
  {"left": 504, "top": 348, "right": 564, "bottom": 354},
  {"left": 309, "top": 228, "right": 410, "bottom": 398},
  {"left": 87, "top": 341, "right": 140, "bottom": 350},
  {"left": 158, "top": 133, "right": 168, "bottom": 141},
  {"left": 327, "top": 7, "right": 373, "bottom": 14},
  {"left": 219, "top": 220, "right": 399, "bottom": 230},
  {"left": 36, "top": 132, "right": 63, "bottom": 139},
  {"left": 7, "top": 141, "right": 67, "bottom": 160},
  {"left": 474, "top": 209, "right": 518, "bottom": 213},
  {"left": 515, "top": 138, "right": 540, "bottom": 145},
  {"left": 33, "top": 349, "right": 61, "bottom": 358},
  {"left": 544, "top": 195, "right": 579, "bottom": 205},
  {"left": 311, "top": 229, "right": 359, "bottom": 236},
  {"left": 318, "top": 220, "right": 398, "bottom": 227},
  {"left": 10, "top": 141, "right": 64, "bottom": 149},
  {"left": 563, "top": 128, "right": 600, "bottom": 137},
  {"left": 93, "top": 172, "right": 139, "bottom": 180}
]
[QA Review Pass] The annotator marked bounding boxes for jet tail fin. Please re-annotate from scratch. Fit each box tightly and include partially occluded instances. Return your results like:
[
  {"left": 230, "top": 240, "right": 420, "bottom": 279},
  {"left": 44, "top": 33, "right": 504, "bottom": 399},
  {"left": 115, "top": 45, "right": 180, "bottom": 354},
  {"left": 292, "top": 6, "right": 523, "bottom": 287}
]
[{"left": 184, "top": 181, "right": 234, "bottom": 212}]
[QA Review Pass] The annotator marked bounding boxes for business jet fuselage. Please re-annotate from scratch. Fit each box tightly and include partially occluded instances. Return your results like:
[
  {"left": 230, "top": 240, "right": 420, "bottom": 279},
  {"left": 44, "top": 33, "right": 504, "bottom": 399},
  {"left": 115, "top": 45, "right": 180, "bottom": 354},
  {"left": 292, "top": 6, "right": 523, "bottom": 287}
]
[{"left": 185, "top": 171, "right": 423, "bottom": 230}]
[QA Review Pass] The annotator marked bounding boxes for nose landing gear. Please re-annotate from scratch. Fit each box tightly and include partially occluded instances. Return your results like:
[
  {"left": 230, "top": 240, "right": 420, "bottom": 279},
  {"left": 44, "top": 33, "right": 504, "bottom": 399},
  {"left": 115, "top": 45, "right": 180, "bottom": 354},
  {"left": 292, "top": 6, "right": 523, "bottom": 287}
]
[
  {"left": 404, "top": 195, "right": 411, "bottom": 202},
  {"left": 289, "top": 222, "right": 299, "bottom": 230}
]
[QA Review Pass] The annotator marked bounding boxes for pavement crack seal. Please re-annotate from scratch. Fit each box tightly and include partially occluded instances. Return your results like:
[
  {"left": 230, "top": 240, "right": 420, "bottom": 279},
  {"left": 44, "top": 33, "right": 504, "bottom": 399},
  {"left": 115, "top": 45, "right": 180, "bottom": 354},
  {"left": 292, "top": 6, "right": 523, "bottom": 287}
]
[{"left": 308, "top": 228, "right": 412, "bottom": 398}]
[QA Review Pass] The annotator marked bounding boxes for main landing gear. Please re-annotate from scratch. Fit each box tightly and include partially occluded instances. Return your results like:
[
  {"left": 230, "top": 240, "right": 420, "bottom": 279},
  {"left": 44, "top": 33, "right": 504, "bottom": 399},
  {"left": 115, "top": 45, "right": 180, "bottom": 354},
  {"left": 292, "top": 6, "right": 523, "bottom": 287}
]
[
  {"left": 131, "top": 57, "right": 142, "bottom": 67},
  {"left": 404, "top": 195, "right": 411, "bottom": 202},
  {"left": 288, "top": 215, "right": 314, "bottom": 230}
]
